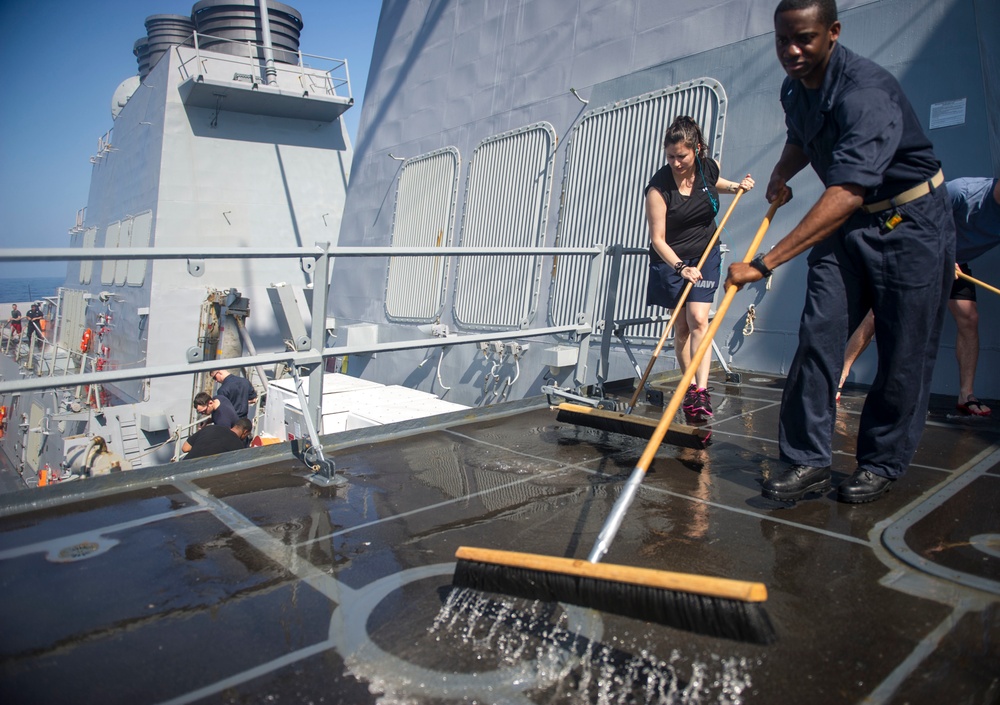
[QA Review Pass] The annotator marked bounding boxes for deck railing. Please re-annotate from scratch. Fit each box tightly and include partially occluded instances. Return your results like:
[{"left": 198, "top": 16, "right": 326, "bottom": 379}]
[
  {"left": 0, "top": 243, "right": 605, "bottom": 470},
  {"left": 174, "top": 31, "right": 351, "bottom": 99}
]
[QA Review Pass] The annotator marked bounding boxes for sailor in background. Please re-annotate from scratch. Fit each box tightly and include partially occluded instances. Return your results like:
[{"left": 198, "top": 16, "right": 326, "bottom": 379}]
[
  {"left": 182, "top": 418, "right": 252, "bottom": 460},
  {"left": 726, "top": 0, "right": 954, "bottom": 503},
  {"left": 25, "top": 303, "right": 44, "bottom": 347},
  {"left": 6, "top": 304, "right": 22, "bottom": 339},
  {"left": 193, "top": 391, "right": 239, "bottom": 429},
  {"left": 212, "top": 368, "right": 258, "bottom": 419},
  {"left": 838, "top": 177, "right": 1000, "bottom": 417}
]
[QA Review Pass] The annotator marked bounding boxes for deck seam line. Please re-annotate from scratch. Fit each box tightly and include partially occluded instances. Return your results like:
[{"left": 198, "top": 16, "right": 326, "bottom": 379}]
[
  {"left": 173, "top": 479, "right": 361, "bottom": 600},
  {"left": 707, "top": 417, "right": 961, "bottom": 477},
  {"left": 877, "top": 445, "right": 1000, "bottom": 596},
  {"left": 294, "top": 463, "right": 584, "bottom": 548},
  {"left": 442, "top": 427, "right": 874, "bottom": 547},
  {"left": 619, "top": 478, "right": 874, "bottom": 546},
  {"left": 153, "top": 641, "right": 334, "bottom": 705},
  {"left": 859, "top": 603, "right": 973, "bottom": 705},
  {"left": 0, "top": 504, "right": 208, "bottom": 559},
  {"left": 295, "top": 426, "right": 627, "bottom": 548}
]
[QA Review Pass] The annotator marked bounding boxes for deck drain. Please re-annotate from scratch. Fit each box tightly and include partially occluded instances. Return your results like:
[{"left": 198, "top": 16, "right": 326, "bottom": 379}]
[{"left": 46, "top": 537, "right": 119, "bottom": 563}]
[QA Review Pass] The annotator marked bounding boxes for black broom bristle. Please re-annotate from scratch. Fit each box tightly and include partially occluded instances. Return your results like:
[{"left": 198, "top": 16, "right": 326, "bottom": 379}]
[
  {"left": 453, "top": 559, "right": 775, "bottom": 645},
  {"left": 555, "top": 406, "right": 711, "bottom": 450}
]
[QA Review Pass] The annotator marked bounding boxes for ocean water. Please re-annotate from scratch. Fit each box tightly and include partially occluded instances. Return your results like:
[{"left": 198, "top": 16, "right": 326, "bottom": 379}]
[{"left": 0, "top": 276, "right": 66, "bottom": 304}]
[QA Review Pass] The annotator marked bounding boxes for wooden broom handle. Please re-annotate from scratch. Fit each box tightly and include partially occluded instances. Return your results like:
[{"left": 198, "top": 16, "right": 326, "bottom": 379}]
[
  {"left": 958, "top": 270, "right": 1000, "bottom": 297},
  {"left": 627, "top": 188, "right": 746, "bottom": 408},
  {"left": 636, "top": 200, "right": 781, "bottom": 472}
]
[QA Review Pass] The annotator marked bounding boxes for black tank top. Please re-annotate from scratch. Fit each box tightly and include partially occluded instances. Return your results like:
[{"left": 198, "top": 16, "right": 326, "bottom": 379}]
[{"left": 645, "top": 158, "right": 720, "bottom": 261}]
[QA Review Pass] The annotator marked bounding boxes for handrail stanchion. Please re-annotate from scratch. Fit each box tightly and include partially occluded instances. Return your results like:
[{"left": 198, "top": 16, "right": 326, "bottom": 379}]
[
  {"left": 571, "top": 243, "right": 605, "bottom": 391},
  {"left": 303, "top": 242, "right": 342, "bottom": 487},
  {"left": 47, "top": 289, "right": 63, "bottom": 377}
]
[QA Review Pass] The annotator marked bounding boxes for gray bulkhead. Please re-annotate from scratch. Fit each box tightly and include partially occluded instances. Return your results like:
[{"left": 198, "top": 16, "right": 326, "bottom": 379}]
[{"left": 335, "top": 0, "right": 999, "bottom": 404}]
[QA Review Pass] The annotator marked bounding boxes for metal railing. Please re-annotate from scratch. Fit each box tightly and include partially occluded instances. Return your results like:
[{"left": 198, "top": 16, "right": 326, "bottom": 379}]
[
  {"left": 1, "top": 242, "right": 605, "bottom": 479},
  {"left": 174, "top": 31, "right": 351, "bottom": 100}
]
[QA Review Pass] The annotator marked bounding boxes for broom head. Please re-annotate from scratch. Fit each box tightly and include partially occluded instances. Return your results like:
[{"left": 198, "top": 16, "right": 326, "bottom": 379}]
[
  {"left": 454, "top": 547, "right": 775, "bottom": 644},
  {"left": 555, "top": 403, "right": 711, "bottom": 450}
]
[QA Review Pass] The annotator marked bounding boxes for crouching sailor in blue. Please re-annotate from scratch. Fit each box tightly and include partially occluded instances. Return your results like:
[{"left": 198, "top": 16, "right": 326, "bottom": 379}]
[{"left": 726, "top": 0, "right": 954, "bottom": 504}]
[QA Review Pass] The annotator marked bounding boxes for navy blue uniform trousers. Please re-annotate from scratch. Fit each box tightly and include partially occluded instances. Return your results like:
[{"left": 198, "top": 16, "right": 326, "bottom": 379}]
[{"left": 778, "top": 187, "right": 955, "bottom": 479}]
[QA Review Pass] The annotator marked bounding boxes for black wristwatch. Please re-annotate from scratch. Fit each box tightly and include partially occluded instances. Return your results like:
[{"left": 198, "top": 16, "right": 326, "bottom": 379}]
[
  {"left": 748, "top": 253, "right": 773, "bottom": 277},
  {"left": 673, "top": 260, "right": 686, "bottom": 273}
]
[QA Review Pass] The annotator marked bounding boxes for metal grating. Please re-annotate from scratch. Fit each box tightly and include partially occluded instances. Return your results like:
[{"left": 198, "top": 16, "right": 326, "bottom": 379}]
[
  {"left": 453, "top": 123, "right": 556, "bottom": 330},
  {"left": 549, "top": 79, "right": 727, "bottom": 340},
  {"left": 385, "top": 148, "right": 460, "bottom": 323}
]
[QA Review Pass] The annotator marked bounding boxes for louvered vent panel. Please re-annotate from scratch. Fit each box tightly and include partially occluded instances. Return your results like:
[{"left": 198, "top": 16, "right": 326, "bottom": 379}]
[
  {"left": 80, "top": 228, "right": 96, "bottom": 285},
  {"left": 385, "top": 147, "right": 460, "bottom": 323},
  {"left": 550, "top": 80, "right": 727, "bottom": 340},
  {"left": 453, "top": 123, "right": 556, "bottom": 330}
]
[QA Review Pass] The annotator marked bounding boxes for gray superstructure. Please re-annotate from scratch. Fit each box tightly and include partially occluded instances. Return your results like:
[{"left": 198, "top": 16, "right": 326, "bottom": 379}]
[{"left": 1, "top": 1, "right": 354, "bottom": 477}]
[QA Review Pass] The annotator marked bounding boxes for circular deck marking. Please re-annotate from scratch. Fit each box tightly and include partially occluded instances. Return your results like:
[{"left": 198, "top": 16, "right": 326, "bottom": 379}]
[{"left": 328, "top": 562, "right": 604, "bottom": 702}]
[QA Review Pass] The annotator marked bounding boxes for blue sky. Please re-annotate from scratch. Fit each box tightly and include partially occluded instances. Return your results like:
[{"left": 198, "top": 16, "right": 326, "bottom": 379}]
[{"left": 0, "top": 0, "right": 381, "bottom": 278}]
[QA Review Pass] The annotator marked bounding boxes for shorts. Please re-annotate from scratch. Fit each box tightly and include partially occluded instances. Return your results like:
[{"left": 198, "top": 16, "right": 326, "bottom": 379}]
[
  {"left": 950, "top": 263, "right": 975, "bottom": 302},
  {"left": 647, "top": 244, "right": 721, "bottom": 309}
]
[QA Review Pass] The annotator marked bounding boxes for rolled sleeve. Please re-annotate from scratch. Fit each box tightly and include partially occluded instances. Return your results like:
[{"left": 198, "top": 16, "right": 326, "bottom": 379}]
[
  {"left": 825, "top": 88, "right": 902, "bottom": 191},
  {"left": 785, "top": 115, "right": 803, "bottom": 149}
]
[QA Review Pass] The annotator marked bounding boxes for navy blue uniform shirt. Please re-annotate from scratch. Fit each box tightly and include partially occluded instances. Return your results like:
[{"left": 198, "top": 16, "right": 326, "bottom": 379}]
[
  {"left": 948, "top": 177, "right": 1000, "bottom": 263},
  {"left": 210, "top": 396, "right": 239, "bottom": 429},
  {"left": 217, "top": 374, "right": 257, "bottom": 419},
  {"left": 780, "top": 43, "right": 940, "bottom": 203}
]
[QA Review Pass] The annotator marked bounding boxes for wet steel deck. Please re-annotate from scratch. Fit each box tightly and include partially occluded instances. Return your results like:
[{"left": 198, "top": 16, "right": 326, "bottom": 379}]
[{"left": 1, "top": 373, "right": 998, "bottom": 704}]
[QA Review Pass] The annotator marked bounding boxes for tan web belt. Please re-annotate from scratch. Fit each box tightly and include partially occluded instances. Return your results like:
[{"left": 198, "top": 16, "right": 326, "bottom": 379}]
[{"left": 861, "top": 169, "right": 944, "bottom": 214}]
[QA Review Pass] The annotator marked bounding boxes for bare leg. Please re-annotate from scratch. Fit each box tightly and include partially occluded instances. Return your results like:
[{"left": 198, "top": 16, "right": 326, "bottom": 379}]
[
  {"left": 674, "top": 306, "right": 693, "bottom": 377},
  {"left": 949, "top": 298, "right": 989, "bottom": 413},
  {"left": 685, "top": 302, "right": 712, "bottom": 389},
  {"left": 840, "top": 309, "right": 875, "bottom": 389},
  {"left": 674, "top": 303, "right": 712, "bottom": 388}
]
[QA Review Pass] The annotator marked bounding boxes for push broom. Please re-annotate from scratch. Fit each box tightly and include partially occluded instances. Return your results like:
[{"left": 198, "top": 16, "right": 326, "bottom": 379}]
[
  {"left": 958, "top": 270, "right": 1000, "bottom": 297},
  {"left": 454, "top": 201, "right": 781, "bottom": 644},
  {"left": 622, "top": 187, "right": 745, "bottom": 412},
  {"left": 554, "top": 188, "right": 745, "bottom": 448}
]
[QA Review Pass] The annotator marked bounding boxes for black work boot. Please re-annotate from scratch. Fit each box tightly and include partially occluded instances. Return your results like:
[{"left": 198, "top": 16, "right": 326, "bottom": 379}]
[
  {"left": 837, "top": 469, "right": 893, "bottom": 504},
  {"left": 761, "top": 464, "right": 832, "bottom": 501}
]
